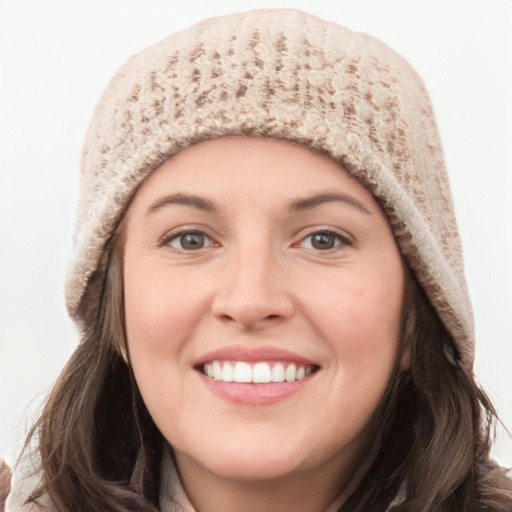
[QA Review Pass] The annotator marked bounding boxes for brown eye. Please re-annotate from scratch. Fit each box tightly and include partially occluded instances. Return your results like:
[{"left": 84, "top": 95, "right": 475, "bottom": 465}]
[
  {"left": 168, "top": 231, "right": 210, "bottom": 251},
  {"left": 300, "top": 231, "right": 348, "bottom": 251},
  {"left": 311, "top": 233, "right": 337, "bottom": 250}
]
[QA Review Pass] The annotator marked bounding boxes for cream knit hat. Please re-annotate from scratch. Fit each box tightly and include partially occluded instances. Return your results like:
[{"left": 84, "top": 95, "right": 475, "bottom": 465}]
[{"left": 66, "top": 9, "right": 474, "bottom": 370}]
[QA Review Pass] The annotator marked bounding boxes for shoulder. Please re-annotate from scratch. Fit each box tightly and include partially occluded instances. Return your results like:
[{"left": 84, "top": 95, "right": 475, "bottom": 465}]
[{"left": 5, "top": 457, "right": 53, "bottom": 512}]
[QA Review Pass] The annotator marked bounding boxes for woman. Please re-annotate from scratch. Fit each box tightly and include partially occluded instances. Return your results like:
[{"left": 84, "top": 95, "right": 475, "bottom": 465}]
[{"left": 6, "top": 8, "right": 512, "bottom": 512}]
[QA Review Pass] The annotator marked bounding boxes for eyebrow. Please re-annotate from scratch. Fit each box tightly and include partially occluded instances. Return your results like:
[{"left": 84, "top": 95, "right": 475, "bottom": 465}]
[
  {"left": 147, "top": 191, "right": 371, "bottom": 216},
  {"left": 147, "top": 193, "right": 217, "bottom": 214},
  {"left": 288, "top": 193, "right": 371, "bottom": 214}
]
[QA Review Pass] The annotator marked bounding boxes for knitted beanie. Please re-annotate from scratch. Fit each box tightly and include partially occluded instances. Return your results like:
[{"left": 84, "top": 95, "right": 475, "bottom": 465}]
[{"left": 66, "top": 9, "right": 474, "bottom": 371}]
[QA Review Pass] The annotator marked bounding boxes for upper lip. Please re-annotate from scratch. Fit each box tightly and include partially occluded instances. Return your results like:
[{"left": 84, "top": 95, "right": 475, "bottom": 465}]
[{"left": 193, "top": 345, "right": 319, "bottom": 367}]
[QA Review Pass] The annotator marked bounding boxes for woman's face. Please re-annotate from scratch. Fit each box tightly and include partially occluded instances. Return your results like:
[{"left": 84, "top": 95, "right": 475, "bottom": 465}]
[{"left": 123, "top": 137, "right": 406, "bottom": 486}]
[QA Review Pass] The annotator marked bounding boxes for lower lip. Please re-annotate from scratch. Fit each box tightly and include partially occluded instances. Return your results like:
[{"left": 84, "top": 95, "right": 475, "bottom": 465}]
[{"left": 199, "top": 372, "right": 314, "bottom": 405}]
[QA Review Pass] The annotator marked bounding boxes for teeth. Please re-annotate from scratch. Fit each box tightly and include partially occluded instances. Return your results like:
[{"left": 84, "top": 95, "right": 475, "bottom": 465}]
[
  {"left": 203, "top": 361, "right": 314, "bottom": 383},
  {"left": 213, "top": 361, "right": 222, "bottom": 380},
  {"left": 253, "top": 362, "right": 272, "bottom": 383},
  {"left": 285, "top": 363, "right": 296, "bottom": 382},
  {"left": 271, "top": 363, "right": 285, "bottom": 383},
  {"left": 234, "top": 362, "right": 252, "bottom": 383},
  {"left": 222, "top": 361, "right": 234, "bottom": 382}
]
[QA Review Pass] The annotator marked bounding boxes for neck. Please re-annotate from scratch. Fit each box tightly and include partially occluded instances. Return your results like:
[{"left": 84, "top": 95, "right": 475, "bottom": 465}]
[{"left": 171, "top": 450, "right": 362, "bottom": 512}]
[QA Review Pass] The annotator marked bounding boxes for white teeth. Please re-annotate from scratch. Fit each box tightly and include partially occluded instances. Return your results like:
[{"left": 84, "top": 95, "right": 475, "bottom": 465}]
[
  {"left": 253, "top": 362, "right": 272, "bottom": 383},
  {"left": 234, "top": 361, "right": 252, "bottom": 383},
  {"left": 285, "top": 363, "right": 296, "bottom": 382},
  {"left": 222, "top": 362, "right": 234, "bottom": 382},
  {"left": 213, "top": 361, "right": 222, "bottom": 380},
  {"left": 203, "top": 361, "right": 314, "bottom": 383},
  {"left": 271, "top": 363, "right": 285, "bottom": 383}
]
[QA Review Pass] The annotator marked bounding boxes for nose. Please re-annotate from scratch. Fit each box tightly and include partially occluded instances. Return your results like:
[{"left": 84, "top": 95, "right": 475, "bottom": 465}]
[{"left": 211, "top": 248, "right": 295, "bottom": 330}]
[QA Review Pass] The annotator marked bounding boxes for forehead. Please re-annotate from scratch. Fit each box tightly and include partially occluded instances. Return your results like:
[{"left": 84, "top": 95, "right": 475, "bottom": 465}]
[{"left": 128, "top": 136, "right": 379, "bottom": 212}]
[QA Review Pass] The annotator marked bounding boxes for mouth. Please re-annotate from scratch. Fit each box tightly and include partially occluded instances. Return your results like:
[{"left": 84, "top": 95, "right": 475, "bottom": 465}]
[
  {"left": 202, "top": 360, "right": 316, "bottom": 383},
  {"left": 194, "top": 346, "right": 320, "bottom": 404}
]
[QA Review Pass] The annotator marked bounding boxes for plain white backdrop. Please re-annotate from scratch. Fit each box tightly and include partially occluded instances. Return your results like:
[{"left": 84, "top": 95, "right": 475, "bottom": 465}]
[{"left": 0, "top": 0, "right": 511, "bottom": 468}]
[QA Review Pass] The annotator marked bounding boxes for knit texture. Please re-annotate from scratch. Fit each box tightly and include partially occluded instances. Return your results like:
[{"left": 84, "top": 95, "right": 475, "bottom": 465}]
[{"left": 66, "top": 9, "right": 474, "bottom": 370}]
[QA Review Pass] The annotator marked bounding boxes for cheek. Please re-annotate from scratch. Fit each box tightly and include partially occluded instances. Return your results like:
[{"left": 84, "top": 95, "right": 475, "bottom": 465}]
[
  {"left": 305, "top": 264, "right": 404, "bottom": 369},
  {"left": 125, "top": 271, "right": 173, "bottom": 357},
  {"left": 315, "top": 269, "right": 404, "bottom": 433},
  {"left": 124, "top": 262, "right": 207, "bottom": 358},
  {"left": 123, "top": 266, "right": 191, "bottom": 429}
]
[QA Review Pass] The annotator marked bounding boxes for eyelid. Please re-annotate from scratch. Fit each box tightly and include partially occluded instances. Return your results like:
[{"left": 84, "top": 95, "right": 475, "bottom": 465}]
[
  {"left": 158, "top": 225, "right": 219, "bottom": 249},
  {"left": 293, "top": 226, "right": 354, "bottom": 251}
]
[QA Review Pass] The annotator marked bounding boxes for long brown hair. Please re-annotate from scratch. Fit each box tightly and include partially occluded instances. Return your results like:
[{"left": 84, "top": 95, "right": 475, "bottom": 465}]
[
  {"left": 24, "top": 240, "right": 512, "bottom": 511},
  {"left": 25, "top": 239, "right": 161, "bottom": 511},
  {"left": 341, "top": 271, "right": 512, "bottom": 512}
]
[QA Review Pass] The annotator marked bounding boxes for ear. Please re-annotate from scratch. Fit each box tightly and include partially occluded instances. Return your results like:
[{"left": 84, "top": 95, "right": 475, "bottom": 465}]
[{"left": 399, "top": 342, "right": 411, "bottom": 370}]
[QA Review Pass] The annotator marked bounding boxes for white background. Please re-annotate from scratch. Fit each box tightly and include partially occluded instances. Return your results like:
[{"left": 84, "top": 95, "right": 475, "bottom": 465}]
[{"left": 1, "top": 0, "right": 511, "bottom": 468}]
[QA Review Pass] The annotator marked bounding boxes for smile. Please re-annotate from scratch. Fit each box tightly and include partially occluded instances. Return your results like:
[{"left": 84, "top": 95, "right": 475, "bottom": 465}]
[
  {"left": 203, "top": 361, "right": 316, "bottom": 383},
  {"left": 195, "top": 346, "right": 320, "bottom": 403}
]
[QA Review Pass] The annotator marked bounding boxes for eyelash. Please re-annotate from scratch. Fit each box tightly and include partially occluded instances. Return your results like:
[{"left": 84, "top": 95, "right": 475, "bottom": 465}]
[
  {"left": 160, "top": 229, "right": 216, "bottom": 251},
  {"left": 296, "top": 229, "right": 352, "bottom": 252},
  {"left": 160, "top": 227, "right": 352, "bottom": 253}
]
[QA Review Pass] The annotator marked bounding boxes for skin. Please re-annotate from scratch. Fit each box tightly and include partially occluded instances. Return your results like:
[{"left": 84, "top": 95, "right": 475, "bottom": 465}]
[{"left": 122, "top": 137, "right": 406, "bottom": 512}]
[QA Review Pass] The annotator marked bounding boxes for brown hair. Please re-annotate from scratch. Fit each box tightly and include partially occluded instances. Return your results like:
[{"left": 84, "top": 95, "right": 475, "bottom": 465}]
[
  {"left": 24, "top": 241, "right": 512, "bottom": 511},
  {"left": 341, "top": 272, "right": 512, "bottom": 512}
]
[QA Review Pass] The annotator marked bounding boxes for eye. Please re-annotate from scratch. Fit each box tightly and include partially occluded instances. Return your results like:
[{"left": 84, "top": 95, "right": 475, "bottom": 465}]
[
  {"left": 166, "top": 231, "right": 214, "bottom": 251},
  {"left": 300, "top": 230, "right": 350, "bottom": 251}
]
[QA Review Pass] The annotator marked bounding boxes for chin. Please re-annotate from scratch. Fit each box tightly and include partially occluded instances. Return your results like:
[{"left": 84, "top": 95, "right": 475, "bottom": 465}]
[
  {"left": 199, "top": 454, "right": 304, "bottom": 482},
  {"left": 174, "top": 434, "right": 309, "bottom": 482}
]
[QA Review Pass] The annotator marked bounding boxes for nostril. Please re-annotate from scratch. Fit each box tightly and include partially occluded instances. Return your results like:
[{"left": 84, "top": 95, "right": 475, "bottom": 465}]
[{"left": 212, "top": 292, "right": 295, "bottom": 329}]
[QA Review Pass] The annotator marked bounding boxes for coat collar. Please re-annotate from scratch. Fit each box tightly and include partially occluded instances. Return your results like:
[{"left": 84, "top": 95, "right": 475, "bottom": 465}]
[{"left": 159, "top": 445, "right": 196, "bottom": 512}]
